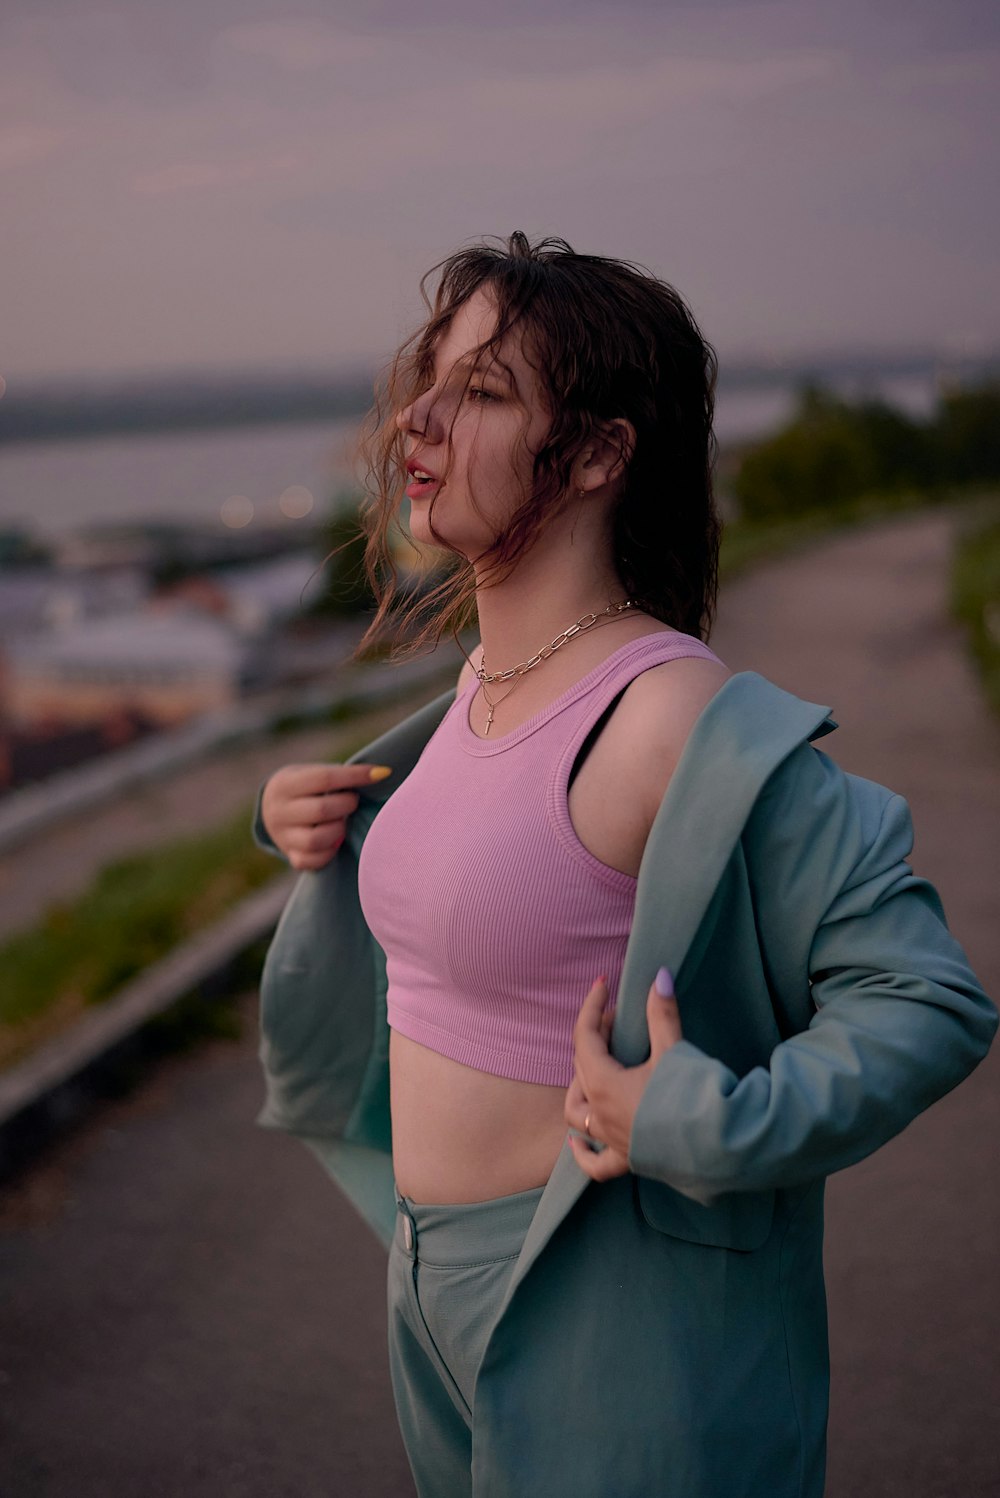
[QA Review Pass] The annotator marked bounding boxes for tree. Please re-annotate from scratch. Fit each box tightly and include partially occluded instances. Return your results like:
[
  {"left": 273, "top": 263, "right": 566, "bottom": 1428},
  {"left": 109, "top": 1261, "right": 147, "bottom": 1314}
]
[
  {"left": 311, "top": 501, "right": 375, "bottom": 616},
  {"left": 934, "top": 382, "right": 1000, "bottom": 486},
  {"left": 733, "top": 384, "right": 931, "bottom": 522}
]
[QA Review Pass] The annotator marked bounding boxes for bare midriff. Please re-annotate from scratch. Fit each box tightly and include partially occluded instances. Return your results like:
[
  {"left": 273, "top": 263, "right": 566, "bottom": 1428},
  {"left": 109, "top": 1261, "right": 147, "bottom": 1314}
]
[{"left": 390, "top": 1030, "right": 568, "bottom": 1203}]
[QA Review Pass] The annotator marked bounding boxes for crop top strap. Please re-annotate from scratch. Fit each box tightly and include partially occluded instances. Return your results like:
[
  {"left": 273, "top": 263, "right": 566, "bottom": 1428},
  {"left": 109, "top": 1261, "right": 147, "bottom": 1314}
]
[
  {"left": 545, "top": 629, "right": 722, "bottom": 856},
  {"left": 564, "top": 624, "right": 722, "bottom": 739}
]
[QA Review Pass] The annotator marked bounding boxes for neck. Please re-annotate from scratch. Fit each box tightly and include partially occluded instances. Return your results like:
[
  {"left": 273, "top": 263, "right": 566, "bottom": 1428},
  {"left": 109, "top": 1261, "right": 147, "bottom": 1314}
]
[{"left": 472, "top": 531, "right": 630, "bottom": 673}]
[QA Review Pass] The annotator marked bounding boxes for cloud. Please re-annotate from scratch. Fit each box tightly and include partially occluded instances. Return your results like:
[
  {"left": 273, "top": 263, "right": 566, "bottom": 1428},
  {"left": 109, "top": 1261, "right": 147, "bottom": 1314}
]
[
  {"left": 133, "top": 151, "right": 300, "bottom": 197},
  {"left": 0, "top": 124, "right": 68, "bottom": 171},
  {"left": 220, "top": 20, "right": 381, "bottom": 73},
  {"left": 0, "top": 1, "right": 997, "bottom": 376}
]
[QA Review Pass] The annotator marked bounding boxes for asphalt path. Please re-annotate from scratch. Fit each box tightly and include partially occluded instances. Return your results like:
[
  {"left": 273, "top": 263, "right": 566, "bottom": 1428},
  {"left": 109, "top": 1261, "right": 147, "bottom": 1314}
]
[
  {"left": 1, "top": 507, "right": 997, "bottom": 1497},
  {"left": 712, "top": 509, "right": 999, "bottom": 1498}
]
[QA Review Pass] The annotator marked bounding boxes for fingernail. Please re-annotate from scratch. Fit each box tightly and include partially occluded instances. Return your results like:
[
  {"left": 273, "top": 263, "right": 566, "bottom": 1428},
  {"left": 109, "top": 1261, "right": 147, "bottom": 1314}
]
[
  {"left": 368, "top": 766, "right": 393, "bottom": 782},
  {"left": 655, "top": 966, "right": 674, "bottom": 998}
]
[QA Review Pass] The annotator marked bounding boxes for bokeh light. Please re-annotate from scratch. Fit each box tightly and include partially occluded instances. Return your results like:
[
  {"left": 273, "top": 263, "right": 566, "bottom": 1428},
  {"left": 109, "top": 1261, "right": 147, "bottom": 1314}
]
[
  {"left": 220, "top": 494, "right": 254, "bottom": 528},
  {"left": 278, "top": 484, "right": 314, "bottom": 519}
]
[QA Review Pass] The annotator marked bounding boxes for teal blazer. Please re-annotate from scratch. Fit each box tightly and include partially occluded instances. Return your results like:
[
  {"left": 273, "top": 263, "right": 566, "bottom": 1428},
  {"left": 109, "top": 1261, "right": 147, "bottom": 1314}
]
[{"left": 256, "top": 672, "right": 996, "bottom": 1498}]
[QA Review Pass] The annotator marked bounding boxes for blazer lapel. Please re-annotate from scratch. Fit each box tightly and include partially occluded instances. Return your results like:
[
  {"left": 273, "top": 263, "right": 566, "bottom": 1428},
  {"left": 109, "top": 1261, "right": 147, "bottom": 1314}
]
[
  {"left": 501, "top": 671, "right": 836, "bottom": 1305},
  {"left": 613, "top": 671, "right": 836, "bottom": 1064}
]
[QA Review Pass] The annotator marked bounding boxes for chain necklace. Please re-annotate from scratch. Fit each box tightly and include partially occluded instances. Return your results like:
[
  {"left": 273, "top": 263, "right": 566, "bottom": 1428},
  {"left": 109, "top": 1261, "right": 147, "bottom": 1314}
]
[{"left": 476, "top": 599, "right": 642, "bottom": 735}]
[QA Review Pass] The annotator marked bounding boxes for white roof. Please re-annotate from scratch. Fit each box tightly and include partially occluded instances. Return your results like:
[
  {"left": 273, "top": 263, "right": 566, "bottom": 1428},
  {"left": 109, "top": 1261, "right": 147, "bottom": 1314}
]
[
  {"left": 0, "top": 568, "right": 147, "bottom": 637},
  {"left": 11, "top": 610, "right": 250, "bottom": 674},
  {"left": 213, "top": 552, "right": 327, "bottom": 617}
]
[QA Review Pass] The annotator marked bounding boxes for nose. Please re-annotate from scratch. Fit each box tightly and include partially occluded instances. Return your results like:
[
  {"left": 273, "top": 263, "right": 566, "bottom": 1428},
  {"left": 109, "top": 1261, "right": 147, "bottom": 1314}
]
[
  {"left": 395, "top": 401, "right": 416, "bottom": 435},
  {"left": 396, "top": 382, "right": 438, "bottom": 439}
]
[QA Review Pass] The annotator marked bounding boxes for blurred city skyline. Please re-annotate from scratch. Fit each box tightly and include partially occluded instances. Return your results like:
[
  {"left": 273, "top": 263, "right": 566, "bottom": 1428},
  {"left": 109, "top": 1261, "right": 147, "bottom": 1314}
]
[{"left": 1, "top": 0, "right": 998, "bottom": 381}]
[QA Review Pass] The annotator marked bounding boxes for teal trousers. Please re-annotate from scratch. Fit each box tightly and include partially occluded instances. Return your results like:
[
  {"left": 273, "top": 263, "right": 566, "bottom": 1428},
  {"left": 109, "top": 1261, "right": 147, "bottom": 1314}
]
[{"left": 387, "top": 1186, "right": 544, "bottom": 1497}]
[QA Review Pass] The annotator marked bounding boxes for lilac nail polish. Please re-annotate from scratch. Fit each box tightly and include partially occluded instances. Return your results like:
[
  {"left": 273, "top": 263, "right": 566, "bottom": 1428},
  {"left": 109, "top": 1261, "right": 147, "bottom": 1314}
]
[{"left": 655, "top": 966, "right": 674, "bottom": 998}]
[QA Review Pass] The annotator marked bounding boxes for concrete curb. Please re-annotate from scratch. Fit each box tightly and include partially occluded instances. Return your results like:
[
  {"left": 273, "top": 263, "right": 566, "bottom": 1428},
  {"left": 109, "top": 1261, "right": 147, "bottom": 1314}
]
[{"left": 0, "top": 875, "right": 294, "bottom": 1178}]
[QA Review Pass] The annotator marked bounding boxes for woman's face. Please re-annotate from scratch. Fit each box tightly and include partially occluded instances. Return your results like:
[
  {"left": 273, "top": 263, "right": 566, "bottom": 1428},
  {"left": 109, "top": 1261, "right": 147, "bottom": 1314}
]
[{"left": 395, "top": 286, "right": 553, "bottom": 560}]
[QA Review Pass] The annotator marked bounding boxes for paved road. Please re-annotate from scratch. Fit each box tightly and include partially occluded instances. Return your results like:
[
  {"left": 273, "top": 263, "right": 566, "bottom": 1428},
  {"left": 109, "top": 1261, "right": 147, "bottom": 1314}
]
[{"left": 1, "top": 508, "right": 997, "bottom": 1496}]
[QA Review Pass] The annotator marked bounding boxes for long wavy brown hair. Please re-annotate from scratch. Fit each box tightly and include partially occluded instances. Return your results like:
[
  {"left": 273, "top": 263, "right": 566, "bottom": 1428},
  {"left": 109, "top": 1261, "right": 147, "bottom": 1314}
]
[{"left": 353, "top": 231, "right": 721, "bottom": 658}]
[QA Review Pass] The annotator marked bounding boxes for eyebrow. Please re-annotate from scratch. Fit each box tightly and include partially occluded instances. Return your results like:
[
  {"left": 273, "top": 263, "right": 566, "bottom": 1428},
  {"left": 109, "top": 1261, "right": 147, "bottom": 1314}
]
[
  {"left": 460, "top": 352, "right": 518, "bottom": 390},
  {"left": 427, "top": 341, "right": 521, "bottom": 395}
]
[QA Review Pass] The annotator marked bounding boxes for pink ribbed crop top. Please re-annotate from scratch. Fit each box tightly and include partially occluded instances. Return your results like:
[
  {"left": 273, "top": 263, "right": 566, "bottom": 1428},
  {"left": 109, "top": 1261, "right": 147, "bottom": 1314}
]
[{"left": 357, "top": 630, "right": 722, "bottom": 1086}]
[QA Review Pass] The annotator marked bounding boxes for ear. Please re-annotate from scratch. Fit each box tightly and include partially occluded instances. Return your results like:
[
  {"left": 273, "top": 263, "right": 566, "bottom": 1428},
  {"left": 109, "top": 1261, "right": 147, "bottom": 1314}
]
[{"left": 574, "top": 418, "right": 636, "bottom": 496}]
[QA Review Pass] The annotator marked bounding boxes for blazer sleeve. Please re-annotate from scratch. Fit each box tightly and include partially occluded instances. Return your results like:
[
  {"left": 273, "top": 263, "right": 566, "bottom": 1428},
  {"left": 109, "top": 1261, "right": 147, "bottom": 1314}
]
[
  {"left": 628, "top": 750, "right": 998, "bottom": 1204},
  {"left": 251, "top": 779, "right": 286, "bottom": 860}
]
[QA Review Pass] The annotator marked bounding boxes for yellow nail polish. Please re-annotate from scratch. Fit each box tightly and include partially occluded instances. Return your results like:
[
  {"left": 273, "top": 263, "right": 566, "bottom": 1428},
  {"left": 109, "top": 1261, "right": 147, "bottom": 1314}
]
[{"left": 368, "top": 765, "right": 393, "bottom": 782}]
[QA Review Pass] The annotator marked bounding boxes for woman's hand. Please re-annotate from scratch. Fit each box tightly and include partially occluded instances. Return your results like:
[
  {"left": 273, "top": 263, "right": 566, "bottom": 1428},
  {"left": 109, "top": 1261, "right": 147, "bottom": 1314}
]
[
  {"left": 565, "top": 968, "right": 682, "bottom": 1181},
  {"left": 260, "top": 762, "right": 391, "bottom": 870}
]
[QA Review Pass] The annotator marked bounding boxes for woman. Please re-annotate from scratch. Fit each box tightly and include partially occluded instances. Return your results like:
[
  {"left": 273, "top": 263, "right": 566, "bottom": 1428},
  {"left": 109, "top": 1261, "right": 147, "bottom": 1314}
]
[{"left": 254, "top": 233, "right": 996, "bottom": 1498}]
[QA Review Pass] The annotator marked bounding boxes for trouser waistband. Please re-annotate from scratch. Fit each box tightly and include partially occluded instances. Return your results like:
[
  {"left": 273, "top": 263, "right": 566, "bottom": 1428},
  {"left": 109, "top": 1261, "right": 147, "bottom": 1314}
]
[{"left": 393, "top": 1185, "right": 544, "bottom": 1266}]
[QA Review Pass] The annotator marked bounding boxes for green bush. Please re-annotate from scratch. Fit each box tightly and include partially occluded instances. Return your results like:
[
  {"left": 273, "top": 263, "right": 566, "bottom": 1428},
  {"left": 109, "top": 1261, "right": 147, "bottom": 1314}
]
[
  {"left": 732, "top": 379, "right": 1000, "bottom": 523},
  {"left": 311, "top": 501, "right": 375, "bottom": 616},
  {"left": 0, "top": 811, "right": 278, "bottom": 1057},
  {"left": 733, "top": 385, "right": 932, "bottom": 522},
  {"left": 935, "top": 383, "right": 1000, "bottom": 488},
  {"left": 951, "top": 511, "right": 1000, "bottom": 717}
]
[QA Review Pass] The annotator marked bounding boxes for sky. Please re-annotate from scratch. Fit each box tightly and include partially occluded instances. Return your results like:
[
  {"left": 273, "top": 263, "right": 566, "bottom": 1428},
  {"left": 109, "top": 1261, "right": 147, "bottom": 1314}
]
[{"left": 1, "top": 0, "right": 998, "bottom": 382}]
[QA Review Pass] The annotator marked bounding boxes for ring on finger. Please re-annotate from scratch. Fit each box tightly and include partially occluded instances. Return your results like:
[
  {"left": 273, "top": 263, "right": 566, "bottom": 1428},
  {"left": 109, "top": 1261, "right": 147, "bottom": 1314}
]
[{"left": 581, "top": 1113, "right": 605, "bottom": 1154}]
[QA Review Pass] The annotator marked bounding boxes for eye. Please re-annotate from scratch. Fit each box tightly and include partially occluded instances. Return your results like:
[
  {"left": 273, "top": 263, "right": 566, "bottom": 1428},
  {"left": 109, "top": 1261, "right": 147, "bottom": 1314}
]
[{"left": 466, "top": 386, "right": 499, "bottom": 404}]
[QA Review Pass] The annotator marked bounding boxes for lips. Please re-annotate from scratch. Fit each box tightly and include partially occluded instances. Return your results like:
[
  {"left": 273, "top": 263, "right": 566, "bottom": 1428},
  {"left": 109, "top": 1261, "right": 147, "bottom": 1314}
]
[{"left": 405, "top": 455, "right": 441, "bottom": 500}]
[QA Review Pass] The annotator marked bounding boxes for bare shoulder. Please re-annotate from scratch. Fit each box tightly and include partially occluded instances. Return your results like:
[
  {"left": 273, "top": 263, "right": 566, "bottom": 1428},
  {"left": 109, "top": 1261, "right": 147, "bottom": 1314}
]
[
  {"left": 614, "top": 653, "right": 733, "bottom": 817},
  {"left": 456, "top": 642, "right": 484, "bottom": 691},
  {"left": 565, "top": 649, "right": 733, "bottom": 875},
  {"left": 624, "top": 652, "right": 732, "bottom": 720}
]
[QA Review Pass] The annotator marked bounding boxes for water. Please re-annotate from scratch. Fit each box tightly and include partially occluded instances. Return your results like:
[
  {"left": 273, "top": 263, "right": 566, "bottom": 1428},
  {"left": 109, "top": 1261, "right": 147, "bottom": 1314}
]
[
  {"left": 0, "top": 417, "right": 362, "bottom": 540},
  {"left": 0, "top": 374, "right": 942, "bottom": 541}
]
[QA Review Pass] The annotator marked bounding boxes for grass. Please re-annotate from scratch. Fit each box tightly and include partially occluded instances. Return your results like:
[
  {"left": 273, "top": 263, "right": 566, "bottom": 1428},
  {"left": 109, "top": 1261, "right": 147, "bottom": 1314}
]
[
  {"left": 0, "top": 808, "right": 277, "bottom": 1068},
  {"left": 0, "top": 677, "right": 454, "bottom": 1071},
  {"left": 719, "top": 485, "right": 957, "bottom": 579},
  {"left": 949, "top": 504, "right": 1000, "bottom": 719}
]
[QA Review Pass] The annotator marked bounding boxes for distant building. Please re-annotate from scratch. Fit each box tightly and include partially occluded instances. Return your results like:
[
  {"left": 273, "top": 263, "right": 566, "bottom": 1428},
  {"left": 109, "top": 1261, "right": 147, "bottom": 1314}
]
[
  {"left": 52, "top": 520, "right": 322, "bottom": 574},
  {"left": 5, "top": 610, "right": 262, "bottom": 728},
  {"left": 208, "top": 551, "right": 328, "bottom": 633},
  {"left": 0, "top": 545, "right": 338, "bottom": 735},
  {"left": 153, "top": 551, "right": 326, "bottom": 634},
  {"left": 0, "top": 566, "right": 148, "bottom": 644}
]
